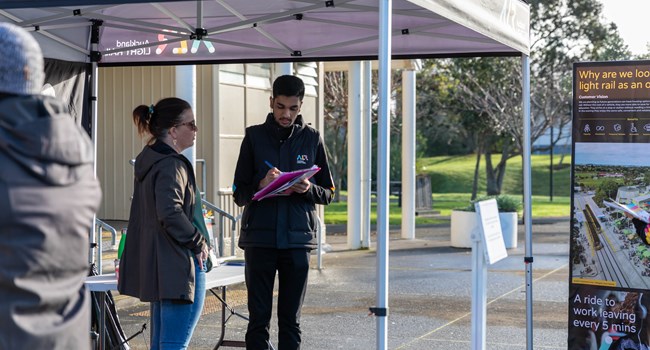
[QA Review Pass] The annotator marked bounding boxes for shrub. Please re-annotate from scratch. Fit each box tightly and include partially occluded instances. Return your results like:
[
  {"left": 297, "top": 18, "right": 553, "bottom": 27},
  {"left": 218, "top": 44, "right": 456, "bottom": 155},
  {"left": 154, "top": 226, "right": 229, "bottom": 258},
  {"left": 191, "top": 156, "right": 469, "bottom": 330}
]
[{"left": 458, "top": 194, "right": 522, "bottom": 213}]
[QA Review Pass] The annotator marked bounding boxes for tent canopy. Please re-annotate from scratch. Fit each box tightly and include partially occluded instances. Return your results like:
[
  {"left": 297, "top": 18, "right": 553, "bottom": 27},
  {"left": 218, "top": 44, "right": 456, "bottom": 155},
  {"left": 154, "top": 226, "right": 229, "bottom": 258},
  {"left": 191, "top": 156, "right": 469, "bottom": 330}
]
[
  {"left": 1, "top": 0, "right": 529, "bottom": 66},
  {"left": 0, "top": 1, "right": 531, "bottom": 348}
]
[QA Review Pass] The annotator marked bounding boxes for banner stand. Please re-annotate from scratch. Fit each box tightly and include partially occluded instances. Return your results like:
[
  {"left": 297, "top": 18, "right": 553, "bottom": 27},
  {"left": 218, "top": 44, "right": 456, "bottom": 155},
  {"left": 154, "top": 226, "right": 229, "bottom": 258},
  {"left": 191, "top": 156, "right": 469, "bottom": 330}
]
[
  {"left": 471, "top": 199, "right": 508, "bottom": 350},
  {"left": 471, "top": 229, "right": 487, "bottom": 350},
  {"left": 569, "top": 61, "right": 650, "bottom": 349}
]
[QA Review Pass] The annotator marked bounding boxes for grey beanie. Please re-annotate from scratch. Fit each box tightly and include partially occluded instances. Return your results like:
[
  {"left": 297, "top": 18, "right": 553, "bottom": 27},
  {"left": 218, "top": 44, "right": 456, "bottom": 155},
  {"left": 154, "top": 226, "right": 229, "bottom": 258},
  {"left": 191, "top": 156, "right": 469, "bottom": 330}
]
[{"left": 0, "top": 22, "right": 44, "bottom": 95}]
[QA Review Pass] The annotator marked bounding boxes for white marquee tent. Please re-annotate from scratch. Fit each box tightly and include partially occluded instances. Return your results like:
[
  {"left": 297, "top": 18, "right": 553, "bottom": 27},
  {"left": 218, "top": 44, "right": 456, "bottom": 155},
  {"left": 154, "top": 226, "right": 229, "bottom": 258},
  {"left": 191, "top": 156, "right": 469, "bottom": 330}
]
[
  {"left": 1, "top": 0, "right": 528, "bottom": 63},
  {"left": 0, "top": 1, "right": 532, "bottom": 348}
]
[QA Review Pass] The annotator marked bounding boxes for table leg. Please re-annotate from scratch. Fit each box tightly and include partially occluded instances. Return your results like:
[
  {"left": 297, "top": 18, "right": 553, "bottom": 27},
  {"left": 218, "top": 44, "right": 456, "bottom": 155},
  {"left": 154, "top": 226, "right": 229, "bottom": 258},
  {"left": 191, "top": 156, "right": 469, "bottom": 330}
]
[
  {"left": 211, "top": 286, "right": 247, "bottom": 349},
  {"left": 215, "top": 287, "right": 226, "bottom": 349}
]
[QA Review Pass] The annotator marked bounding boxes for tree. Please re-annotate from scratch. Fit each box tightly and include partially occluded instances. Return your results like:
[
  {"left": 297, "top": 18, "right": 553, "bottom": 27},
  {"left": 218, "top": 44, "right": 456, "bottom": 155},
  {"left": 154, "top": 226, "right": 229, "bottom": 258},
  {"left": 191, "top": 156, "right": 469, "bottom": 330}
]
[
  {"left": 415, "top": 0, "right": 632, "bottom": 196},
  {"left": 643, "top": 170, "right": 650, "bottom": 185},
  {"left": 593, "top": 179, "right": 620, "bottom": 205},
  {"left": 323, "top": 71, "right": 348, "bottom": 202},
  {"left": 529, "top": 0, "right": 631, "bottom": 159},
  {"left": 375, "top": 71, "right": 404, "bottom": 182},
  {"left": 415, "top": 60, "right": 475, "bottom": 156},
  {"left": 448, "top": 56, "right": 523, "bottom": 195},
  {"left": 324, "top": 69, "right": 404, "bottom": 200},
  {"left": 324, "top": 0, "right": 632, "bottom": 198},
  {"left": 416, "top": 60, "right": 492, "bottom": 198}
]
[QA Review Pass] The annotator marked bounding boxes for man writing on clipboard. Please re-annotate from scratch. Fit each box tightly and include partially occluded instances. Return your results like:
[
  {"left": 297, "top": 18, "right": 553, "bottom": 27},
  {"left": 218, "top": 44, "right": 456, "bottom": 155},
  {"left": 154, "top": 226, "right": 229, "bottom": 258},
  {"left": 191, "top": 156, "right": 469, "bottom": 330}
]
[{"left": 232, "top": 75, "right": 335, "bottom": 350}]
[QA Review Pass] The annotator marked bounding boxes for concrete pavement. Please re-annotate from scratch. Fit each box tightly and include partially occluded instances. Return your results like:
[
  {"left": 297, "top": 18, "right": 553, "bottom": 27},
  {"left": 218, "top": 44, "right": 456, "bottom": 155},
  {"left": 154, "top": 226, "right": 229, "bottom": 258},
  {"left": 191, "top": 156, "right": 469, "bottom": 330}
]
[{"left": 108, "top": 218, "right": 570, "bottom": 349}]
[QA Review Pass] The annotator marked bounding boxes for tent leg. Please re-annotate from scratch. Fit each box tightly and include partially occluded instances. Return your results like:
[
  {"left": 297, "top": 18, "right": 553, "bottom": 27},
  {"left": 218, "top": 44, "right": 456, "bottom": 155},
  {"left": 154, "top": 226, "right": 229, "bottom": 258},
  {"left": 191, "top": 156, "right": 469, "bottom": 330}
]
[
  {"left": 375, "top": 0, "right": 392, "bottom": 349},
  {"left": 521, "top": 54, "right": 533, "bottom": 350},
  {"left": 90, "top": 20, "right": 100, "bottom": 269}
]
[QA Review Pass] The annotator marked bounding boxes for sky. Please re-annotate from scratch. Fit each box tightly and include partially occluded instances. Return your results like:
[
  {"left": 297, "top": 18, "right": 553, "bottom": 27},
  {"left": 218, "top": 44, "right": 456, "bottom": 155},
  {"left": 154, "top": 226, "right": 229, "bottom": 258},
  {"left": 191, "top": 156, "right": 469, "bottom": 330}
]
[
  {"left": 599, "top": 0, "right": 650, "bottom": 55},
  {"left": 575, "top": 142, "right": 650, "bottom": 166}
]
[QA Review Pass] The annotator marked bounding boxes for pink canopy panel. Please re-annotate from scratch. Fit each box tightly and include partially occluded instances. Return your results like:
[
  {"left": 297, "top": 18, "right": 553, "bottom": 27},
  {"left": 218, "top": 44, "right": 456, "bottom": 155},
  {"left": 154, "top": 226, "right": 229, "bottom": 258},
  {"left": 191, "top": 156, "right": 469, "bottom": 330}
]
[{"left": 0, "top": 0, "right": 529, "bottom": 65}]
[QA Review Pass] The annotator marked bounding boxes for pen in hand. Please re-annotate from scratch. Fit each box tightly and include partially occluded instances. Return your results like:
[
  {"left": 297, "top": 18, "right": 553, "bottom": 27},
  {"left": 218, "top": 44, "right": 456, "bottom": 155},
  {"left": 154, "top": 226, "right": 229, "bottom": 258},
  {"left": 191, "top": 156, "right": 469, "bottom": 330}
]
[
  {"left": 260, "top": 160, "right": 281, "bottom": 190},
  {"left": 264, "top": 160, "right": 283, "bottom": 174}
]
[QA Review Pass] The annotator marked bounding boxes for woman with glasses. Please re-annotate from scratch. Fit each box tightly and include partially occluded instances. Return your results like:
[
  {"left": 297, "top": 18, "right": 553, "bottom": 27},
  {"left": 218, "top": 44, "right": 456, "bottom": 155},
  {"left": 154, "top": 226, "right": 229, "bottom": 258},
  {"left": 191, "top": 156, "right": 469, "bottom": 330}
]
[{"left": 118, "top": 97, "right": 208, "bottom": 349}]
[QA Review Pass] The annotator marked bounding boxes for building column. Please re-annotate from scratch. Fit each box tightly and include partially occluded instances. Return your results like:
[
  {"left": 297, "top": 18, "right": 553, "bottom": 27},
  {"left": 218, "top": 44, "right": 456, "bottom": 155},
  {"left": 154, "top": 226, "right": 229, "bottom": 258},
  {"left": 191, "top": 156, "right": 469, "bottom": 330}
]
[
  {"left": 361, "top": 61, "right": 372, "bottom": 248},
  {"left": 347, "top": 61, "right": 362, "bottom": 249},
  {"left": 176, "top": 65, "right": 197, "bottom": 169},
  {"left": 401, "top": 68, "right": 416, "bottom": 239}
]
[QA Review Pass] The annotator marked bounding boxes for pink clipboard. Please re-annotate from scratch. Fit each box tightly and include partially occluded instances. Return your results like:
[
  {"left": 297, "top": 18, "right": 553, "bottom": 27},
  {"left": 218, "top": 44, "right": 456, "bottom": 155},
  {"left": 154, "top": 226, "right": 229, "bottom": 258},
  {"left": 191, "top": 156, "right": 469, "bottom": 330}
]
[{"left": 252, "top": 165, "right": 320, "bottom": 201}]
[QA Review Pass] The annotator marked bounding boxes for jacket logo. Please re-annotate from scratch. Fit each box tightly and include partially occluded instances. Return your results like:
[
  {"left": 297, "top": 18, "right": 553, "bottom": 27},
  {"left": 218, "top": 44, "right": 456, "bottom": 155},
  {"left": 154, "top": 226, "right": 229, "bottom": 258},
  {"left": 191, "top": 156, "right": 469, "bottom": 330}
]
[{"left": 296, "top": 155, "right": 308, "bottom": 165}]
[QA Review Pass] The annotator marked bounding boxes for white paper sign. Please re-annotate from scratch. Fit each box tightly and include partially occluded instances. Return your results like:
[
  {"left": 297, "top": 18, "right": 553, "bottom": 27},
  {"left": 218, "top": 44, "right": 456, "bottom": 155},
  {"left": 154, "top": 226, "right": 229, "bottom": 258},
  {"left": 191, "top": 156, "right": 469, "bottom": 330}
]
[{"left": 475, "top": 199, "right": 508, "bottom": 264}]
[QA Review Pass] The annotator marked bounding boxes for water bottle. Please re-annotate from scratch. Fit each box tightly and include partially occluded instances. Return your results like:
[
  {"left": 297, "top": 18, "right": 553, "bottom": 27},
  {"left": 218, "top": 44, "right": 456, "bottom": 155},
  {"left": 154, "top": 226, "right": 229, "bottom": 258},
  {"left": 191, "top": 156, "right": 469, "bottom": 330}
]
[
  {"left": 117, "top": 228, "right": 127, "bottom": 259},
  {"left": 115, "top": 229, "right": 126, "bottom": 281}
]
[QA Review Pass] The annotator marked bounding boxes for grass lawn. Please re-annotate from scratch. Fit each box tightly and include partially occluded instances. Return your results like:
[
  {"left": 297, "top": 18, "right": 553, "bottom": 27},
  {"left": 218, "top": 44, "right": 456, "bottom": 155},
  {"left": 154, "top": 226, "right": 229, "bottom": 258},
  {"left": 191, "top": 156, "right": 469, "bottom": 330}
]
[
  {"left": 324, "top": 195, "right": 445, "bottom": 226},
  {"left": 324, "top": 154, "right": 572, "bottom": 225},
  {"left": 418, "top": 154, "right": 571, "bottom": 196},
  {"left": 323, "top": 193, "right": 570, "bottom": 225}
]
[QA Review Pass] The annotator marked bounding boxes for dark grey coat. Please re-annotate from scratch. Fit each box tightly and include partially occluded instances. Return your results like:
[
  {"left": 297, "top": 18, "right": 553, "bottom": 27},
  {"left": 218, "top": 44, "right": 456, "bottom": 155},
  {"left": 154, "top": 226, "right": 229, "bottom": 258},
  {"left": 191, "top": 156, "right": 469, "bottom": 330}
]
[
  {"left": 118, "top": 141, "right": 206, "bottom": 303},
  {"left": 0, "top": 95, "right": 101, "bottom": 349}
]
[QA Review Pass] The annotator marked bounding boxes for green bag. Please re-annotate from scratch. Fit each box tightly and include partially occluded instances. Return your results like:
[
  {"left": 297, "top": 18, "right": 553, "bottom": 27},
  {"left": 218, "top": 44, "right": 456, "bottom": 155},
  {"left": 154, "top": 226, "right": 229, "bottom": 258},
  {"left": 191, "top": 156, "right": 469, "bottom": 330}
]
[{"left": 191, "top": 189, "right": 218, "bottom": 272}]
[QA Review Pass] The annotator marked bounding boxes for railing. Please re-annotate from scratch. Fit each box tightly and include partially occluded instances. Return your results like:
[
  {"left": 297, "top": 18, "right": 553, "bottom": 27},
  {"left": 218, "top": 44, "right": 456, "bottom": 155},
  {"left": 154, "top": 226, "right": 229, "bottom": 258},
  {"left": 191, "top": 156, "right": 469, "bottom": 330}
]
[
  {"left": 196, "top": 158, "right": 207, "bottom": 199},
  {"left": 93, "top": 219, "right": 118, "bottom": 275},
  {"left": 202, "top": 198, "right": 241, "bottom": 258},
  {"left": 217, "top": 187, "right": 243, "bottom": 221},
  {"left": 216, "top": 188, "right": 243, "bottom": 256},
  {"left": 213, "top": 188, "right": 326, "bottom": 269},
  {"left": 213, "top": 188, "right": 325, "bottom": 270}
]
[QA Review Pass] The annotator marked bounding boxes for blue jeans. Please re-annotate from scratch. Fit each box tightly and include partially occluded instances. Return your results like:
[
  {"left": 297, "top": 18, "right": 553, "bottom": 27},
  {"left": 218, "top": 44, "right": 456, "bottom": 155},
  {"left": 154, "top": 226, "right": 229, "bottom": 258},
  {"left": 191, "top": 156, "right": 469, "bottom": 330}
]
[{"left": 150, "top": 258, "right": 206, "bottom": 350}]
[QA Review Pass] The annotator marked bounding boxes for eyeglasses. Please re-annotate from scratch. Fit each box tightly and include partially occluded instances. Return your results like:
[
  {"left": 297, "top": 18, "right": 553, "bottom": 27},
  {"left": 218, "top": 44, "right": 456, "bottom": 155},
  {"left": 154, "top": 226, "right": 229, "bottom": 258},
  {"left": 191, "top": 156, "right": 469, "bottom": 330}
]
[{"left": 175, "top": 120, "right": 198, "bottom": 131}]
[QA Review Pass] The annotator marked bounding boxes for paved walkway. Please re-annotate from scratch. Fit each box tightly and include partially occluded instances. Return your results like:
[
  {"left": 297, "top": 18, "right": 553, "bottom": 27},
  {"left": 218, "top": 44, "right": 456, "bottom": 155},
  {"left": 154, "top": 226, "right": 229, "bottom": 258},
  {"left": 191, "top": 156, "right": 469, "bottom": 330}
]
[{"left": 108, "top": 219, "right": 570, "bottom": 349}]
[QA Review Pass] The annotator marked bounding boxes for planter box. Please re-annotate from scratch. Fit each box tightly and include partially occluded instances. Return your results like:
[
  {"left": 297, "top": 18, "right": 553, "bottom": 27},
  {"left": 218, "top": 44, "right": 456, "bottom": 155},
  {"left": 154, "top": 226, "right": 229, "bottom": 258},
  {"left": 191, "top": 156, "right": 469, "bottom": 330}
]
[{"left": 450, "top": 210, "right": 518, "bottom": 249}]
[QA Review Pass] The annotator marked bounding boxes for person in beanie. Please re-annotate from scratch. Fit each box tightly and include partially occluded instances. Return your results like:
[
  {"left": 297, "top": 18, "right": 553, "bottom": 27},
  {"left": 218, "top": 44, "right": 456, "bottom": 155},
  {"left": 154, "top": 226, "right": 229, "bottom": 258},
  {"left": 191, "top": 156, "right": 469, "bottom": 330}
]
[
  {"left": 233, "top": 75, "right": 335, "bottom": 349},
  {"left": 0, "top": 22, "right": 102, "bottom": 349}
]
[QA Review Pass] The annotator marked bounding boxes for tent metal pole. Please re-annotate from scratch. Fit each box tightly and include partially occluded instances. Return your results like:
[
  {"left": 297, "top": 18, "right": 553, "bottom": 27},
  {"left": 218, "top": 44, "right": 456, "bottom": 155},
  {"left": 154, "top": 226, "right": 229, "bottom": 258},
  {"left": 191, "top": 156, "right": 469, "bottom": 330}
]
[
  {"left": 197, "top": 0, "right": 202, "bottom": 29},
  {"left": 215, "top": 0, "right": 294, "bottom": 52},
  {"left": 89, "top": 20, "right": 100, "bottom": 268},
  {"left": 521, "top": 54, "right": 533, "bottom": 350},
  {"left": 91, "top": 59, "right": 99, "bottom": 268},
  {"left": 375, "top": 0, "right": 391, "bottom": 349}
]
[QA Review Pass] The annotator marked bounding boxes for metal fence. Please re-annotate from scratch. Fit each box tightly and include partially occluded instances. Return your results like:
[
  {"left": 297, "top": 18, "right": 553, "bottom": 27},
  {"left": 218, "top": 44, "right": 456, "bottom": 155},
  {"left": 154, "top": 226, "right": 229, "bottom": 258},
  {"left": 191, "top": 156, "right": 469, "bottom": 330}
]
[
  {"left": 92, "top": 218, "right": 118, "bottom": 274},
  {"left": 202, "top": 188, "right": 243, "bottom": 258}
]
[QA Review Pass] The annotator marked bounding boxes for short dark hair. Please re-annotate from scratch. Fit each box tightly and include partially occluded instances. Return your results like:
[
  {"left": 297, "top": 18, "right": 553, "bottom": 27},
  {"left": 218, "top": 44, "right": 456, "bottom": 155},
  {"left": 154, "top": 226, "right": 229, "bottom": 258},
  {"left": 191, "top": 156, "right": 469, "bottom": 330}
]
[
  {"left": 272, "top": 75, "right": 305, "bottom": 101},
  {"left": 132, "top": 97, "right": 191, "bottom": 144}
]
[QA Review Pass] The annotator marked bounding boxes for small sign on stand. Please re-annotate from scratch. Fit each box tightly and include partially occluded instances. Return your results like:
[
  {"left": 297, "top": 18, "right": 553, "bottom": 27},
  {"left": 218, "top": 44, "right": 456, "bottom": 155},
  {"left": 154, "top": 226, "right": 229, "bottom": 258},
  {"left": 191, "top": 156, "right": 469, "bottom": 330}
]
[
  {"left": 471, "top": 198, "right": 508, "bottom": 350},
  {"left": 476, "top": 199, "right": 508, "bottom": 264}
]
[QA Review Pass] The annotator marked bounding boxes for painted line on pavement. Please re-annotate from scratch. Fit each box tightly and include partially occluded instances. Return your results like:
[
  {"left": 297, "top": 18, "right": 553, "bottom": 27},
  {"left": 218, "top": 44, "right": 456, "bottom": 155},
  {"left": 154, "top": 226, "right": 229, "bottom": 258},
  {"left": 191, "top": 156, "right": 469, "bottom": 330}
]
[{"left": 394, "top": 263, "right": 569, "bottom": 349}]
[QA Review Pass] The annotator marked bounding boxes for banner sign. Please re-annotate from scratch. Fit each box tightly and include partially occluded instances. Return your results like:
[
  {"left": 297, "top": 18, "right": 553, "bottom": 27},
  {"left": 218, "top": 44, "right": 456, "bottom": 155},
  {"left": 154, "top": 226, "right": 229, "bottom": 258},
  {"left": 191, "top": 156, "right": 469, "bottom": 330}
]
[
  {"left": 570, "top": 61, "right": 650, "bottom": 349},
  {"left": 475, "top": 198, "right": 507, "bottom": 264}
]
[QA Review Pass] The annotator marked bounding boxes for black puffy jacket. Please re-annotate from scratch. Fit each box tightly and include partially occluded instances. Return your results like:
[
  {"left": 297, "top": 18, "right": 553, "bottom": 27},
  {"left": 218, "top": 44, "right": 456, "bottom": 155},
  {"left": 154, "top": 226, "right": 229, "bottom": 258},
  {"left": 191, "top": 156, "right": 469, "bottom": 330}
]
[{"left": 233, "top": 113, "right": 334, "bottom": 249}]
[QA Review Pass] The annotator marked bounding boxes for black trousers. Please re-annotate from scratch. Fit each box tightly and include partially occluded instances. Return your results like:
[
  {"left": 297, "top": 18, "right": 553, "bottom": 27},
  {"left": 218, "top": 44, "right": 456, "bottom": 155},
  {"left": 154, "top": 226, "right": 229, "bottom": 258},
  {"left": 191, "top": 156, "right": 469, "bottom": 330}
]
[{"left": 244, "top": 247, "right": 310, "bottom": 350}]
